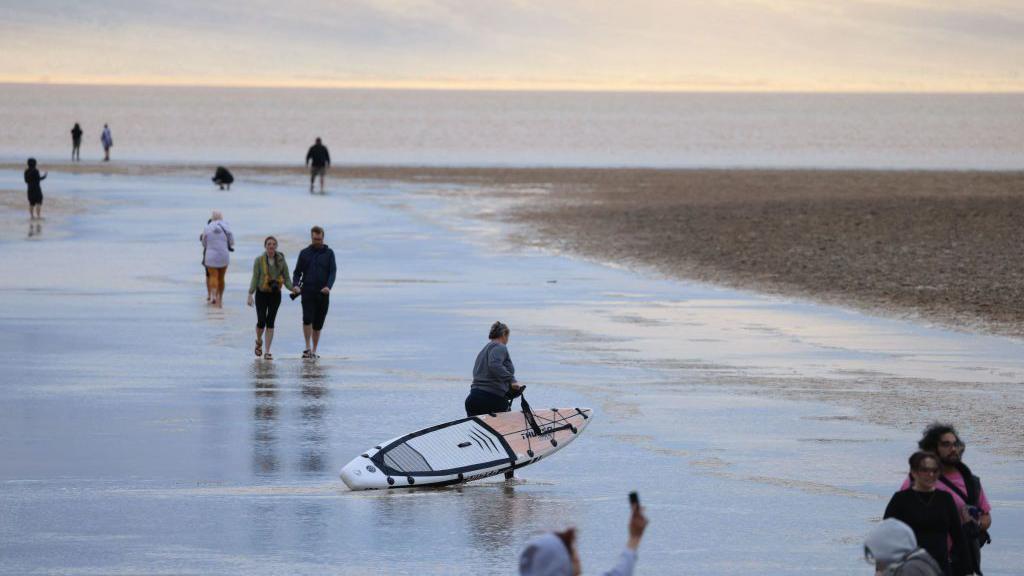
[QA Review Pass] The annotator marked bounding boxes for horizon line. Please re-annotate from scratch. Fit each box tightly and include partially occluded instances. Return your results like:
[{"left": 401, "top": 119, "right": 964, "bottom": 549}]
[{"left": 2, "top": 78, "right": 1023, "bottom": 95}]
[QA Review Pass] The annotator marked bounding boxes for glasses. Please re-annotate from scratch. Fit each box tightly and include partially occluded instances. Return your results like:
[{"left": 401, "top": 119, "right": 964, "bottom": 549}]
[{"left": 939, "top": 440, "right": 965, "bottom": 449}]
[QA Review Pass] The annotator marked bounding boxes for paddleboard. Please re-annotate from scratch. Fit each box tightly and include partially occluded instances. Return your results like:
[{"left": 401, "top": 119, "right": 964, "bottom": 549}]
[{"left": 340, "top": 406, "right": 592, "bottom": 490}]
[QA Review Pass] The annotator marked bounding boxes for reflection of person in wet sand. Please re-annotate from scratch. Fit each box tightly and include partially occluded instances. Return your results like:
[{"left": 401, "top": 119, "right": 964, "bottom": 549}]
[
  {"left": 70, "top": 123, "right": 83, "bottom": 162},
  {"left": 24, "top": 158, "right": 47, "bottom": 220}
]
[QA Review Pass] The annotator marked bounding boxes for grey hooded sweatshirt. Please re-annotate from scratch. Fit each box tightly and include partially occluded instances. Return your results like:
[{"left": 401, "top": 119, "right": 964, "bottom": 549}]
[
  {"left": 865, "top": 519, "right": 944, "bottom": 576},
  {"left": 518, "top": 533, "right": 637, "bottom": 576}
]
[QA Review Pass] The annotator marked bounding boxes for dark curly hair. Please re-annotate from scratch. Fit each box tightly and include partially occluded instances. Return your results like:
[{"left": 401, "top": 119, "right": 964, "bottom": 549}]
[
  {"left": 488, "top": 321, "right": 510, "bottom": 340},
  {"left": 918, "top": 422, "right": 962, "bottom": 453}
]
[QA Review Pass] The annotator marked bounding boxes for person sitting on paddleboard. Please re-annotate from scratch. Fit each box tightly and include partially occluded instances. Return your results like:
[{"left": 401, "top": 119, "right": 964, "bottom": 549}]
[{"left": 465, "top": 321, "right": 524, "bottom": 417}]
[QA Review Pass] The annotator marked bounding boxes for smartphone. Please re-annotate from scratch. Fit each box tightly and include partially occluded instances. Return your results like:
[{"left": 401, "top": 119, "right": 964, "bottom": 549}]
[{"left": 629, "top": 491, "right": 639, "bottom": 507}]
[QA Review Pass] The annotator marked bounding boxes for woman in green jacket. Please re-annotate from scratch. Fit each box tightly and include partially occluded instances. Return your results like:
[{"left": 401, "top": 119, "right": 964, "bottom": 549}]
[{"left": 247, "top": 236, "right": 299, "bottom": 359}]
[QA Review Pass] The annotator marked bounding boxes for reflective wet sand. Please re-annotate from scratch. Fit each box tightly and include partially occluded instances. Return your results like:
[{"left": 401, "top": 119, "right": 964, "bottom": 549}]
[{"left": 2, "top": 170, "right": 1022, "bottom": 574}]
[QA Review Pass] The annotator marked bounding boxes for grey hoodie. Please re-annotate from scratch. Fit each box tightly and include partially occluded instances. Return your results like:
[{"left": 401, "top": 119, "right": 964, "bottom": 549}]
[
  {"left": 518, "top": 533, "right": 637, "bottom": 576},
  {"left": 865, "top": 519, "right": 943, "bottom": 576}
]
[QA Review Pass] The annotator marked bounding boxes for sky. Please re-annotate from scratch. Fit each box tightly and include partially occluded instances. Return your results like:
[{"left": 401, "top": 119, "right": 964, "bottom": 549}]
[{"left": 1, "top": 0, "right": 1022, "bottom": 91}]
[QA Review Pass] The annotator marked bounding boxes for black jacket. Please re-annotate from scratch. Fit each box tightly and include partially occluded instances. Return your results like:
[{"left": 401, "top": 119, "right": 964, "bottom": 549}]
[
  {"left": 293, "top": 244, "right": 337, "bottom": 293},
  {"left": 306, "top": 144, "right": 331, "bottom": 167}
]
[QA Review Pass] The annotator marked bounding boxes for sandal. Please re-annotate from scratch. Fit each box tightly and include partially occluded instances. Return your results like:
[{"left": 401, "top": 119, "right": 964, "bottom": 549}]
[
  {"left": 264, "top": 352, "right": 273, "bottom": 360},
  {"left": 302, "top": 349, "right": 312, "bottom": 359},
  {"left": 255, "top": 339, "right": 263, "bottom": 357}
]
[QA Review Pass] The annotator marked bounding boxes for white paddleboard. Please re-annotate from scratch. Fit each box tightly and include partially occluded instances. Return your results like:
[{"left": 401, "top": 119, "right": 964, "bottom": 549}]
[{"left": 340, "top": 406, "right": 592, "bottom": 490}]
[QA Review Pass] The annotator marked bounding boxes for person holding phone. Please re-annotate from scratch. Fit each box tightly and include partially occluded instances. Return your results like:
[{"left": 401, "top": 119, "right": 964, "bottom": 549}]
[{"left": 519, "top": 492, "right": 649, "bottom": 576}]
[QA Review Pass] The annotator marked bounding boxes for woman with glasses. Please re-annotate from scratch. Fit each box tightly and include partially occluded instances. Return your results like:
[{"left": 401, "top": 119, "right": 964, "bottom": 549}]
[{"left": 884, "top": 451, "right": 971, "bottom": 576}]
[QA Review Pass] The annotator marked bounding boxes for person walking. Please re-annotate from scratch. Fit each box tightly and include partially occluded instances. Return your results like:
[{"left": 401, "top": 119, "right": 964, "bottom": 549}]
[
  {"left": 885, "top": 451, "right": 971, "bottom": 576},
  {"left": 101, "top": 124, "right": 113, "bottom": 162},
  {"left": 200, "top": 211, "right": 234, "bottom": 307},
  {"left": 292, "top": 226, "right": 337, "bottom": 358},
  {"left": 900, "top": 423, "right": 992, "bottom": 575},
  {"left": 247, "top": 236, "right": 299, "bottom": 360},
  {"left": 305, "top": 137, "right": 330, "bottom": 193},
  {"left": 864, "top": 518, "right": 944, "bottom": 576},
  {"left": 24, "top": 158, "right": 47, "bottom": 220},
  {"left": 70, "top": 123, "right": 83, "bottom": 162},
  {"left": 518, "top": 496, "right": 648, "bottom": 576}
]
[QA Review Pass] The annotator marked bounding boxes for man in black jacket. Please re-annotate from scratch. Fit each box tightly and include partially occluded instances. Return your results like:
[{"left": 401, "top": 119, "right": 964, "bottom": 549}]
[
  {"left": 292, "top": 226, "right": 337, "bottom": 359},
  {"left": 305, "top": 137, "right": 331, "bottom": 193}
]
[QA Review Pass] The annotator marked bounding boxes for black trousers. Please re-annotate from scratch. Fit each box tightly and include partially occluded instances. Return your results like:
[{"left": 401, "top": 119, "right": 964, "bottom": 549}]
[{"left": 465, "top": 389, "right": 511, "bottom": 417}]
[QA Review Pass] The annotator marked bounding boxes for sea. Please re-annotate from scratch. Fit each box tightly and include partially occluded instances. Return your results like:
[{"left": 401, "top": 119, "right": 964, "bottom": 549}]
[{"left": 2, "top": 83, "right": 1023, "bottom": 169}]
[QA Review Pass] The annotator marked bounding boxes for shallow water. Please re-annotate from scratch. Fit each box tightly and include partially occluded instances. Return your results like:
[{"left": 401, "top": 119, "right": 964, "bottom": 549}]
[
  {"left": 3, "top": 86, "right": 1024, "bottom": 169},
  {"left": 1, "top": 170, "right": 1022, "bottom": 574}
]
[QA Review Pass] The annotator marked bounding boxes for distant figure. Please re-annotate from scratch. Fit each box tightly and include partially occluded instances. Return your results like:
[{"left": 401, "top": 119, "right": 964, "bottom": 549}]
[
  {"left": 70, "top": 123, "right": 83, "bottom": 162},
  {"left": 864, "top": 519, "right": 943, "bottom": 576},
  {"left": 24, "top": 158, "right": 47, "bottom": 220},
  {"left": 884, "top": 451, "right": 970, "bottom": 576},
  {"left": 101, "top": 124, "right": 113, "bottom": 161},
  {"left": 212, "top": 166, "right": 234, "bottom": 190},
  {"left": 200, "top": 211, "right": 235, "bottom": 307},
  {"left": 519, "top": 497, "right": 648, "bottom": 576},
  {"left": 305, "top": 137, "right": 330, "bottom": 193},
  {"left": 292, "top": 226, "right": 337, "bottom": 359}
]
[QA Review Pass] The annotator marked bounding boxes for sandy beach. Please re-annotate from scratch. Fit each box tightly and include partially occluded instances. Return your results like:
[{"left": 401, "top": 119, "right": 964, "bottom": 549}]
[
  {"left": 2, "top": 165, "right": 1024, "bottom": 574},
  {"left": 8, "top": 163, "right": 1023, "bottom": 337},
  {"left": 402, "top": 167, "right": 1024, "bottom": 337}
]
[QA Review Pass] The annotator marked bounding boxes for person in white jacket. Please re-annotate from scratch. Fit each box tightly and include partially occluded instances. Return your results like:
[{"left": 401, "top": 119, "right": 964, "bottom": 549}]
[
  {"left": 200, "top": 211, "right": 234, "bottom": 307},
  {"left": 519, "top": 499, "right": 648, "bottom": 576}
]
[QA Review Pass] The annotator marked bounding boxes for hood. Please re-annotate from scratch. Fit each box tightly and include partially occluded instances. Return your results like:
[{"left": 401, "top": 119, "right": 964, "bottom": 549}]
[
  {"left": 519, "top": 533, "right": 572, "bottom": 576},
  {"left": 865, "top": 518, "right": 917, "bottom": 566}
]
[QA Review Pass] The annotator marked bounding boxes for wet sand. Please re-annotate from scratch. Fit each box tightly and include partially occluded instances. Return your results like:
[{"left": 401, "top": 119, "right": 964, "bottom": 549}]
[
  {"left": 11, "top": 163, "right": 1021, "bottom": 336},
  {"left": 2, "top": 168, "right": 1023, "bottom": 574}
]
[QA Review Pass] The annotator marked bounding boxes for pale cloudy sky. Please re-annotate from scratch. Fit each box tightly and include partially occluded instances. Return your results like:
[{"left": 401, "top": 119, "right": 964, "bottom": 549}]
[{"left": 1, "top": 0, "right": 1022, "bottom": 90}]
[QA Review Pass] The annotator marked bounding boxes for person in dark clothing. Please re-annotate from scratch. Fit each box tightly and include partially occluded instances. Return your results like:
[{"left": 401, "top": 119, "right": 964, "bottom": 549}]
[
  {"left": 24, "top": 158, "right": 47, "bottom": 220},
  {"left": 907, "top": 423, "right": 992, "bottom": 575},
  {"left": 212, "top": 166, "right": 234, "bottom": 190},
  {"left": 70, "top": 123, "right": 83, "bottom": 162},
  {"left": 885, "top": 451, "right": 971, "bottom": 576},
  {"left": 305, "top": 137, "right": 330, "bottom": 193},
  {"left": 465, "top": 321, "right": 523, "bottom": 417},
  {"left": 292, "top": 225, "right": 337, "bottom": 359},
  {"left": 466, "top": 321, "right": 524, "bottom": 480}
]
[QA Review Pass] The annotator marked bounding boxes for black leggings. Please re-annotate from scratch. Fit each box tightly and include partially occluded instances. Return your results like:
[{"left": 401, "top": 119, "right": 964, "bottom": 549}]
[
  {"left": 465, "top": 389, "right": 511, "bottom": 417},
  {"left": 255, "top": 290, "right": 282, "bottom": 329}
]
